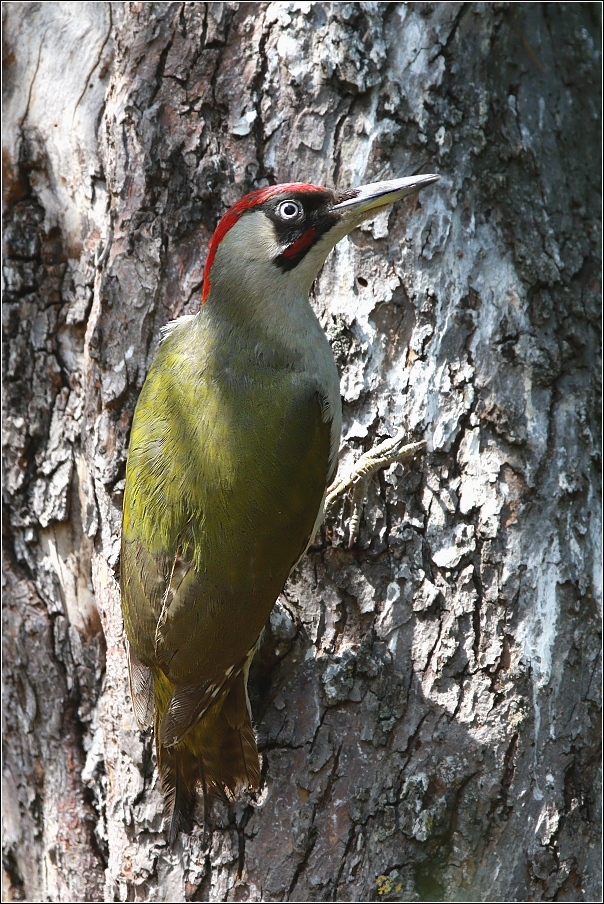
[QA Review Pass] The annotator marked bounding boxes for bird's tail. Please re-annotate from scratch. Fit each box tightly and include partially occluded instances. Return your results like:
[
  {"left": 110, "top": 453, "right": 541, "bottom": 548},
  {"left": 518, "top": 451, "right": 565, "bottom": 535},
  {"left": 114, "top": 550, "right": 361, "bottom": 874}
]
[
  {"left": 155, "top": 712, "right": 200, "bottom": 843},
  {"left": 152, "top": 668, "right": 260, "bottom": 843}
]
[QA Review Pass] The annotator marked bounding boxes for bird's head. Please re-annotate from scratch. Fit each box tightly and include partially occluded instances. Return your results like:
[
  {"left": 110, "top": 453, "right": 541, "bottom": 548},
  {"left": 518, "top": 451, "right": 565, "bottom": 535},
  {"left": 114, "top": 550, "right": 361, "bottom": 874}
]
[{"left": 202, "top": 174, "right": 440, "bottom": 306}]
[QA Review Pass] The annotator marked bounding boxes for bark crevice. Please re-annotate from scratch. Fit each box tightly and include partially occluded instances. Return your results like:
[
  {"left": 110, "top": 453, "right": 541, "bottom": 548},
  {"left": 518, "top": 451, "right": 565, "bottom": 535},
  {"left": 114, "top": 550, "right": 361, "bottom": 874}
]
[{"left": 3, "top": 2, "right": 600, "bottom": 902}]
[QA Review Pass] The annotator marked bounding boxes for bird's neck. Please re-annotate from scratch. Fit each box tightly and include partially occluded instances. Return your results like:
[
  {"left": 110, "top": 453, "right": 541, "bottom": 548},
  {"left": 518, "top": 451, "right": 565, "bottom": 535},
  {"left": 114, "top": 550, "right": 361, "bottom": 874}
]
[{"left": 203, "top": 276, "right": 328, "bottom": 374}]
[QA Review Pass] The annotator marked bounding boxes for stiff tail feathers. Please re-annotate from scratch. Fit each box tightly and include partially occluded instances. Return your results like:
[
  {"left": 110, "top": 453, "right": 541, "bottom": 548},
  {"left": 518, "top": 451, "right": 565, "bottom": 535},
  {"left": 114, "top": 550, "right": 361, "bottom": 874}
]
[
  {"left": 155, "top": 708, "right": 200, "bottom": 844},
  {"left": 152, "top": 669, "right": 260, "bottom": 843},
  {"left": 216, "top": 670, "right": 261, "bottom": 792}
]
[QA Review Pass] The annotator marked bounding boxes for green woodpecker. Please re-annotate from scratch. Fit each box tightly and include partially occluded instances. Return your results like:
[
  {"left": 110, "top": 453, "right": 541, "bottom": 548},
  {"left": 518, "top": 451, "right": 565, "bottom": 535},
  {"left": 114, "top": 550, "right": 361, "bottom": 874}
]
[{"left": 120, "top": 173, "right": 439, "bottom": 840}]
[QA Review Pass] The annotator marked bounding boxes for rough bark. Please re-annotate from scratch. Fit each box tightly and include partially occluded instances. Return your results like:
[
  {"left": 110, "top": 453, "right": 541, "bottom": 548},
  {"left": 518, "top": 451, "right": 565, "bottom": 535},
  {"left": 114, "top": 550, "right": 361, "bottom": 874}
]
[{"left": 2, "top": 2, "right": 601, "bottom": 902}]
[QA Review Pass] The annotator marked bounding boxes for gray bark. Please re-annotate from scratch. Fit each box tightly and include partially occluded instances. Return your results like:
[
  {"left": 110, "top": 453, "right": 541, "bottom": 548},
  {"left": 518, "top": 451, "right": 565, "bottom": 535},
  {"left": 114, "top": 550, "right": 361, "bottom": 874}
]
[{"left": 2, "top": 2, "right": 601, "bottom": 901}]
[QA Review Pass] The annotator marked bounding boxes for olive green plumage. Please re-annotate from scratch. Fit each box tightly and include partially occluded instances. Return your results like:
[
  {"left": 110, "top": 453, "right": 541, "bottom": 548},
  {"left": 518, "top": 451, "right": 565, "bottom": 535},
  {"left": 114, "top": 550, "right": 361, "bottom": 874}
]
[
  {"left": 120, "top": 313, "right": 332, "bottom": 838},
  {"left": 119, "top": 174, "right": 438, "bottom": 842}
]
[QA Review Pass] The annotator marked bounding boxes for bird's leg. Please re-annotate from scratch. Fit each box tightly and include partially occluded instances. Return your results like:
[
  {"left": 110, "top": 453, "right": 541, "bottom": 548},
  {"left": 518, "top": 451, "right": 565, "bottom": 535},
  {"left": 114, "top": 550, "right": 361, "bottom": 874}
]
[{"left": 324, "top": 432, "right": 426, "bottom": 547}]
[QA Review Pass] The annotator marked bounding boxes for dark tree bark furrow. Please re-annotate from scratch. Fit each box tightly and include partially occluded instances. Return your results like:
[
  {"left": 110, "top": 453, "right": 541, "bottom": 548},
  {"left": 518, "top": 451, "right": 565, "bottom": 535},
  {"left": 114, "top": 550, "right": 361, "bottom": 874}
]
[{"left": 2, "top": 2, "right": 601, "bottom": 902}]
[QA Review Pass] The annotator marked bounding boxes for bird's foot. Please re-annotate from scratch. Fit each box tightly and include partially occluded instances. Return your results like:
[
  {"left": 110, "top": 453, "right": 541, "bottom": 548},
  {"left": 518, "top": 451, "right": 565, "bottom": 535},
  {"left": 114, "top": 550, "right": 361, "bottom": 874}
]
[{"left": 324, "top": 431, "right": 426, "bottom": 547}]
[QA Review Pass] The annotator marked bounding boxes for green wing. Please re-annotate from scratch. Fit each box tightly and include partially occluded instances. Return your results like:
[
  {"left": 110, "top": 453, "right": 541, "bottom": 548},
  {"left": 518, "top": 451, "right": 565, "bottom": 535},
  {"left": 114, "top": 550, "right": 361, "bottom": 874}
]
[{"left": 120, "top": 318, "right": 332, "bottom": 725}]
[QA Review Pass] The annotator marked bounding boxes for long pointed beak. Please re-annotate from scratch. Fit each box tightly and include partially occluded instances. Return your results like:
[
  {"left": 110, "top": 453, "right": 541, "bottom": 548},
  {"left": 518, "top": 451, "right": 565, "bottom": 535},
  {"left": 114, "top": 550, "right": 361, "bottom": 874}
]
[{"left": 332, "top": 173, "right": 440, "bottom": 220}]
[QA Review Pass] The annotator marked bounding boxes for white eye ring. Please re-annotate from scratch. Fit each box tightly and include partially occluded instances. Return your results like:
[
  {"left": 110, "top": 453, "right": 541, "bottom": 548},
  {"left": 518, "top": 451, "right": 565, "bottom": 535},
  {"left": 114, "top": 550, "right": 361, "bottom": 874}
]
[{"left": 277, "top": 200, "right": 302, "bottom": 220}]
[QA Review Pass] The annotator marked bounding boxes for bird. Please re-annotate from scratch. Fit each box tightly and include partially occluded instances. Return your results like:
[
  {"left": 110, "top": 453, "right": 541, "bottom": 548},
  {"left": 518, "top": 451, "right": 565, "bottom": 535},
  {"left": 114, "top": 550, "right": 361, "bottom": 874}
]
[{"left": 120, "top": 173, "right": 440, "bottom": 842}]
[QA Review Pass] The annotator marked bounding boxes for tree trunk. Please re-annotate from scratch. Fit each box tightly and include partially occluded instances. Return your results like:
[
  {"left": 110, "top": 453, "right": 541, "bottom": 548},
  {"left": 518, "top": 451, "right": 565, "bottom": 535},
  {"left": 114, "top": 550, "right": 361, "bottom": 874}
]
[{"left": 2, "top": 2, "right": 601, "bottom": 901}]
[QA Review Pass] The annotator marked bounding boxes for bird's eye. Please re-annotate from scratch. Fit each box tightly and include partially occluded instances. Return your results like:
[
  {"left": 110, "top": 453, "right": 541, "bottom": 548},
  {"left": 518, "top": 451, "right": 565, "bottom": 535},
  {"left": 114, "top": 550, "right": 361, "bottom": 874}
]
[{"left": 277, "top": 200, "right": 302, "bottom": 220}]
